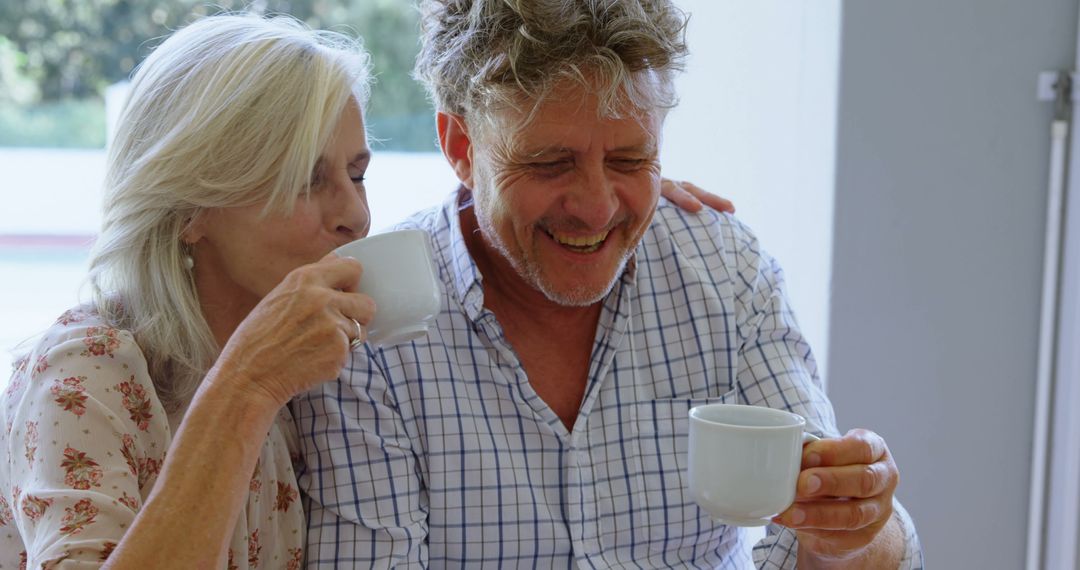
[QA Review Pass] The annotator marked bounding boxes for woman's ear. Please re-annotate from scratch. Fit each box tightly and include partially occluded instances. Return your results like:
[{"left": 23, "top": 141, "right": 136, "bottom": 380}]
[
  {"left": 181, "top": 210, "right": 208, "bottom": 245},
  {"left": 437, "top": 112, "right": 475, "bottom": 188}
]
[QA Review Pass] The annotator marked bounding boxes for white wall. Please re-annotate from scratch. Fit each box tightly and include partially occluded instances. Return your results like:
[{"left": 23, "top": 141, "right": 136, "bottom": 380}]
[
  {"left": 827, "top": 1, "right": 1077, "bottom": 567},
  {"left": 663, "top": 0, "right": 841, "bottom": 380}
]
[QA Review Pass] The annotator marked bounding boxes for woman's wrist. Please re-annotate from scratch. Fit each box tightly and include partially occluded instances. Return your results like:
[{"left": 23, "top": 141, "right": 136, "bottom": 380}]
[{"left": 199, "top": 359, "right": 286, "bottom": 420}]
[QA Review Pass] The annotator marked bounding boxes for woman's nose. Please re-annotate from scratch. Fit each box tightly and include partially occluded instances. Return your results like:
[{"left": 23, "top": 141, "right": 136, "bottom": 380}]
[{"left": 331, "top": 175, "right": 371, "bottom": 240}]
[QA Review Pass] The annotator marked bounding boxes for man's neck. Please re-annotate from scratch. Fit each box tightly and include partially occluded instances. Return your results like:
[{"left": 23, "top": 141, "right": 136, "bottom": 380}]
[{"left": 459, "top": 203, "right": 602, "bottom": 430}]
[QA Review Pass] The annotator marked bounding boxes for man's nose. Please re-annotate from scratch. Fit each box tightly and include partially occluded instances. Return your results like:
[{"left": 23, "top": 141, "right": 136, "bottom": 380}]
[{"left": 563, "top": 164, "right": 619, "bottom": 229}]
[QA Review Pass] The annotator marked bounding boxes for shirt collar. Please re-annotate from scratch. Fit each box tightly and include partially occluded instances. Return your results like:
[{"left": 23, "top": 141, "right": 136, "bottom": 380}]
[{"left": 442, "top": 188, "right": 486, "bottom": 319}]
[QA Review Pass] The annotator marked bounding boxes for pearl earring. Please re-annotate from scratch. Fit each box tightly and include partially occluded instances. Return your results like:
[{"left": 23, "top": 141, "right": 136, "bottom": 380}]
[{"left": 184, "top": 255, "right": 194, "bottom": 270}]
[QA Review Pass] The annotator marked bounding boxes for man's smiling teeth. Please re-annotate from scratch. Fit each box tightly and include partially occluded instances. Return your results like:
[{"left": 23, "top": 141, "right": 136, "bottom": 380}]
[{"left": 550, "top": 230, "right": 610, "bottom": 251}]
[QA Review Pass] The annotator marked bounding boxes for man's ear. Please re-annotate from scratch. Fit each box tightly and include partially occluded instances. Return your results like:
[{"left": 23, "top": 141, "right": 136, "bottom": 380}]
[{"left": 437, "top": 112, "right": 475, "bottom": 188}]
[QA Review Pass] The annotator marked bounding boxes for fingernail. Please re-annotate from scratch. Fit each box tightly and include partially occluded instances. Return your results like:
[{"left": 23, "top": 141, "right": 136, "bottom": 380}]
[
  {"left": 806, "top": 474, "right": 821, "bottom": 494},
  {"left": 789, "top": 508, "right": 806, "bottom": 525},
  {"left": 806, "top": 453, "right": 822, "bottom": 468}
]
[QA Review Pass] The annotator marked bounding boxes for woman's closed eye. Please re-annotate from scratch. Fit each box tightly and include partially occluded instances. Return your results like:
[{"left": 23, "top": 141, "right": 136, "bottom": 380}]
[{"left": 348, "top": 156, "right": 369, "bottom": 185}]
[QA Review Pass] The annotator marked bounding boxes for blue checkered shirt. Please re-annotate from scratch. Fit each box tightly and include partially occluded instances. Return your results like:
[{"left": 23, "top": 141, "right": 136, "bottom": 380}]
[{"left": 293, "top": 192, "right": 924, "bottom": 569}]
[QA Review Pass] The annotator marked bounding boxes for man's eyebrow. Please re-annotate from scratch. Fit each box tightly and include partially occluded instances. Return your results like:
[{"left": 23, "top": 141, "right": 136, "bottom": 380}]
[
  {"left": 515, "top": 143, "right": 658, "bottom": 159},
  {"left": 611, "top": 141, "right": 659, "bottom": 155},
  {"left": 517, "top": 145, "right": 572, "bottom": 159}
]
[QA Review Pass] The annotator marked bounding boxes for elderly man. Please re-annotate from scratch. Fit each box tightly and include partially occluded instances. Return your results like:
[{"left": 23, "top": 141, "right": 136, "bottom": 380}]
[{"left": 295, "top": 0, "right": 923, "bottom": 568}]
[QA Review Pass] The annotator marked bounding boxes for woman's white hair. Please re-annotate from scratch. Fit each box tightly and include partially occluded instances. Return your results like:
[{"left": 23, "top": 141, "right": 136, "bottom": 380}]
[{"left": 87, "top": 13, "right": 372, "bottom": 411}]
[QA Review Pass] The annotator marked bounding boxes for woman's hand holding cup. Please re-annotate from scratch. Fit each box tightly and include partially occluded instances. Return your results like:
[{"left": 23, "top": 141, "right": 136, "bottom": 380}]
[{"left": 212, "top": 252, "right": 376, "bottom": 410}]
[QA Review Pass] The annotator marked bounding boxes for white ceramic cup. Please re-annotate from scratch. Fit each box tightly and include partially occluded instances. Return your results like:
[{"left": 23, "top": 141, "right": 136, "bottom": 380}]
[
  {"left": 688, "top": 403, "right": 819, "bottom": 527},
  {"left": 333, "top": 229, "right": 441, "bottom": 348}
]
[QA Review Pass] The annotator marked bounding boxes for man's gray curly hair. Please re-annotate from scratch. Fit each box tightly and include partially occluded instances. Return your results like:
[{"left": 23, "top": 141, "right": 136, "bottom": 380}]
[{"left": 414, "top": 0, "right": 689, "bottom": 119}]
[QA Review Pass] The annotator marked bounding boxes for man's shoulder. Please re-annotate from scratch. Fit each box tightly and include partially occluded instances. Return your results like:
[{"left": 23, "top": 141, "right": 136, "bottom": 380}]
[{"left": 645, "top": 198, "right": 763, "bottom": 264}]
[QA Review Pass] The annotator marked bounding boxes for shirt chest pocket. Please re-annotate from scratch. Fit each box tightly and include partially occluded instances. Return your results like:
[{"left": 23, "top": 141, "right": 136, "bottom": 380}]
[{"left": 620, "top": 389, "right": 740, "bottom": 555}]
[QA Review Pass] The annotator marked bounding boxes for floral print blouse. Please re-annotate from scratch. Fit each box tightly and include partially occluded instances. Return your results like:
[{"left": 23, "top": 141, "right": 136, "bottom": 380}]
[{"left": 0, "top": 307, "right": 305, "bottom": 568}]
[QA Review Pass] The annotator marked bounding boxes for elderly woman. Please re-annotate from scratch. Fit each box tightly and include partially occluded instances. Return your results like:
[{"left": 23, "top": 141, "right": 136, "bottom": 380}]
[
  {"left": 0, "top": 14, "right": 376, "bottom": 568},
  {"left": 0, "top": 13, "right": 727, "bottom": 569}
]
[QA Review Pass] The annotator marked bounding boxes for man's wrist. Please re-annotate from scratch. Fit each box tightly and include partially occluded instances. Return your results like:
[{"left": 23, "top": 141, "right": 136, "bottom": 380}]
[{"left": 796, "top": 515, "right": 905, "bottom": 570}]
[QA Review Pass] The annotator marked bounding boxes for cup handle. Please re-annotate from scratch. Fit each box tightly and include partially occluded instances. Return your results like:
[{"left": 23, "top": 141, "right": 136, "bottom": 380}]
[{"left": 802, "top": 432, "right": 821, "bottom": 444}]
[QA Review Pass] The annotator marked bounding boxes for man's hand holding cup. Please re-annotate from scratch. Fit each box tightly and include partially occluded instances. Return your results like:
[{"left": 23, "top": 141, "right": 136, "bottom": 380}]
[
  {"left": 772, "top": 429, "right": 900, "bottom": 562},
  {"left": 687, "top": 405, "right": 903, "bottom": 567}
]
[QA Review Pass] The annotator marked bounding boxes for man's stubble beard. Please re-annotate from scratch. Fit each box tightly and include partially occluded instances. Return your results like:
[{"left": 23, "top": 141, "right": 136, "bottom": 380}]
[{"left": 473, "top": 198, "right": 633, "bottom": 308}]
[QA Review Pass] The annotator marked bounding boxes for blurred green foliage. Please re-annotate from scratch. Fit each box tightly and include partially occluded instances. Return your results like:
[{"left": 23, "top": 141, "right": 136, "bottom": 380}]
[
  {"left": 0, "top": 36, "right": 39, "bottom": 105},
  {"left": 0, "top": 99, "right": 105, "bottom": 147},
  {"left": 0, "top": 0, "right": 436, "bottom": 151}
]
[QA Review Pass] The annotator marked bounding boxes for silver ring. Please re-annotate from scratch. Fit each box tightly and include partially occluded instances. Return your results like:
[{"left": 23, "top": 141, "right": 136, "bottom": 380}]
[{"left": 350, "top": 318, "right": 364, "bottom": 350}]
